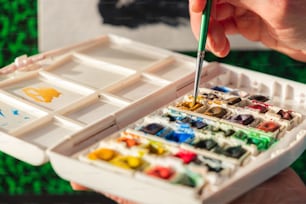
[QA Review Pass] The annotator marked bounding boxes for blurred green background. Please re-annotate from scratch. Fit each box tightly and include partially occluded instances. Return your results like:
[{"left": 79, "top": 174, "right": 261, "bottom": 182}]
[{"left": 0, "top": 0, "right": 305, "bottom": 203}]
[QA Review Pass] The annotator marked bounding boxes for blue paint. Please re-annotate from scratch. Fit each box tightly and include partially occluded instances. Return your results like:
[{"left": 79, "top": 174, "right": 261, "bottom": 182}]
[
  {"left": 156, "top": 127, "right": 174, "bottom": 138},
  {"left": 211, "top": 86, "right": 231, "bottom": 93},
  {"left": 170, "top": 122, "right": 195, "bottom": 143},
  {"left": 12, "top": 109, "right": 20, "bottom": 116},
  {"left": 164, "top": 111, "right": 208, "bottom": 130}
]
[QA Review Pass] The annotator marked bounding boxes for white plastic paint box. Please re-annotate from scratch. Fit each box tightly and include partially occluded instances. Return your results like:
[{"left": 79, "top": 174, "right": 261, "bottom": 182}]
[{"left": 0, "top": 35, "right": 305, "bottom": 204}]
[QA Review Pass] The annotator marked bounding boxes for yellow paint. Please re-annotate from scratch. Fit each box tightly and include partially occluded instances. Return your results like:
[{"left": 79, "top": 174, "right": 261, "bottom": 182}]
[
  {"left": 22, "top": 87, "right": 61, "bottom": 103},
  {"left": 110, "top": 155, "right": 143, "bottom": 170},
  {"left": 176, "top": 101, "right": 203, "bottom": 111},
  {"left": 88, "top": 148, "right": 117, "bottom": 161},
  {"left": 127, "top": 156, "right": 142, "bottom": 168},
  {"left": 146, "top": 141, "right": 167, "bottom": 155}
]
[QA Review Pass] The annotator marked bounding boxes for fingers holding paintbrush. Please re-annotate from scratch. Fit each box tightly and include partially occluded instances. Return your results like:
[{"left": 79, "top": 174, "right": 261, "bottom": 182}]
[{"left": 189, "top": 0, "right": 230, "bottom": 57}]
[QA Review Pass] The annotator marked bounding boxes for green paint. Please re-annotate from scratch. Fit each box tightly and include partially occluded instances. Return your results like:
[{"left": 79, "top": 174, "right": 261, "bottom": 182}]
[{"left": 233, "top": 130, "right": 276, "bottom": 151}]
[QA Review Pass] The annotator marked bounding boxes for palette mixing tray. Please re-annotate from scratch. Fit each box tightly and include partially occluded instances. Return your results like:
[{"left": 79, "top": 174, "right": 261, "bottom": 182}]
[
  {"left": 1, "top": 35, "right": 305, "bottom": 203},
  {"left": 0, "top": 35, "right": 216, "bottom": 165}
]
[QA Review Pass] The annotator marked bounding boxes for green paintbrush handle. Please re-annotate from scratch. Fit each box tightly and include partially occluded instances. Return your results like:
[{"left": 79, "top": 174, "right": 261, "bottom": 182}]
[{"left": 198, "top": 0, "right": 212, "bottom": 52}]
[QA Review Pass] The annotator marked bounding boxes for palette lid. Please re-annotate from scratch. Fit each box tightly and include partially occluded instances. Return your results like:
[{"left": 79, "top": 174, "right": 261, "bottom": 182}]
[{"left": 0, "top": 34, "right": 214, "bottom": 165}]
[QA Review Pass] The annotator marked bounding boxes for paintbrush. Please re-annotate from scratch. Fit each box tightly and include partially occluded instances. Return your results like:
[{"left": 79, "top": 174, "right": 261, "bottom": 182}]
[{"left": 192, "top": 0, "right": 212, "bottom": 105}]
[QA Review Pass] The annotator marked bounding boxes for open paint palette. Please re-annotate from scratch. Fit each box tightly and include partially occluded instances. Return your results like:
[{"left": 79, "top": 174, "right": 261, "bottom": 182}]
[{"left": 0, "top": 35, "right": 305, "bottom": 203}]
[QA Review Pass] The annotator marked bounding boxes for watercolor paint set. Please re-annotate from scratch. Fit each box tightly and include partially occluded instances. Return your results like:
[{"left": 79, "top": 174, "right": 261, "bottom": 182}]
[{"left": 0, "top": 35, "right": 305, "bottom": 203}]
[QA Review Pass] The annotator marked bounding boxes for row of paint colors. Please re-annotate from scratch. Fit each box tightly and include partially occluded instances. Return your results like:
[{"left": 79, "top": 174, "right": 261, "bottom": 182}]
[
  {"left": 173, "top": 87, "right": 302, "bottom": 138},
  {"left": 136, "top": 109, "right": 274, "bottom": 156},
  {"left": 80, "top": 130, "right": 236, "bottom": 189}
]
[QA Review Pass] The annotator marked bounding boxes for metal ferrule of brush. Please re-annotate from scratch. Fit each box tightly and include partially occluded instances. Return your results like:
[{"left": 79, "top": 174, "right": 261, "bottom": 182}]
[{"left": 193, "top": 50, "right": 206, "bottom": 104}]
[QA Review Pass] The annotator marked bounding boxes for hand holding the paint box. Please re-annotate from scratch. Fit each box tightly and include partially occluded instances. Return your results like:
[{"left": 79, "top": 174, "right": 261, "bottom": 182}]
[
  {"left": 70, "top": 182, "right": 137, "bottom": 204},
  {"left": 189, "top": 0, "right": 306, "bottom": 62}
]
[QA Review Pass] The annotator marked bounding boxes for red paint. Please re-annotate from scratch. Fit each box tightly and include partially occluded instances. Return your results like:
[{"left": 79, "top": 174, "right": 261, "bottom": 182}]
[
  {"left": 174, "top": 149, "right": 197, "bottom": 164},
  {"left": 146, "top": 166, "right": 174, "bottom": 179},
  {"left": 257, "top": 121, "right": 280, "bottom": 132},
  {"left": 248, "top": 104, "right": 268, "bottom": 113}
]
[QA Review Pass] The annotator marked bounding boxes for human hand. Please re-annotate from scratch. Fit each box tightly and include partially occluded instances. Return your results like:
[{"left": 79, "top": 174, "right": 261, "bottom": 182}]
[
  {"left": 189, "top": 0, "right": 306, "bottom": 62},
  {"left": 230, "top": 168, "right": 306, "bottom": 203},
  {"left": 70, "top": 182, "right": 137, "bottom": 204}
]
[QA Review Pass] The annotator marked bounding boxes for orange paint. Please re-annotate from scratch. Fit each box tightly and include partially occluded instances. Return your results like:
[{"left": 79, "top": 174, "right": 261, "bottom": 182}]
[
  {"left": 117, "top": 137, "right": 140, "bottom": 148},
  {"left": 22, "top": 87, "right": 61, "bottom": 103}
]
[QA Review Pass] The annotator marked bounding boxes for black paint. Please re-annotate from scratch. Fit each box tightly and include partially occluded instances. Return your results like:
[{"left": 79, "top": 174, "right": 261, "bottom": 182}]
[
  {"left": 191, "top": 120, "right": 207, "bottom": 129},
  {"left": 97, "top": 0, "right": 189, "bottom": 28},
  {"left": 226, "top": 97, "right": 241, "bottom": 105},
  {"left": 248, "top": 95, "right": 269, "bottom": 102},
  {"left": 193, "top": 139, "right": 217, "bottom": 150},
  {"left": 224, "top": 146, "right": 247, "bottom": 159},
  {"left": 141, "top": 123, "right": 164, "bottom": 135}
]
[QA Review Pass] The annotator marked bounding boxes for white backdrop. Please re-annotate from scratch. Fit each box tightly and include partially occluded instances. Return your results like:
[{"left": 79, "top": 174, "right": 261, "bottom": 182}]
[{"left": 38, "top": 0, "right": 266, "bottom": 52}]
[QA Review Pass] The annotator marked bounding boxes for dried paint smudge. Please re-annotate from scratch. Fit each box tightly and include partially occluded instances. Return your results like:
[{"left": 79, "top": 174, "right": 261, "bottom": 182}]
[
  {"left": 22, "top": 87, "right": 61, "bottom": 103},
  {"left": 12, "top": 109, "right": 19, "bottom": 115},
  {"left": 0, "top": 106, "right": 33, "bottom": 130},
  {"left": 0, "top": 110, "right": 5, "bottom": 117}
]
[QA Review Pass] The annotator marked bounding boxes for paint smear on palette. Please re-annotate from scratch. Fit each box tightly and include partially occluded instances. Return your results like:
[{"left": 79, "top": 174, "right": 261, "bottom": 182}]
[
  {"left": 22, "top": 87, "right": 61, "bottom": 103},
  {"left": 0, "top": 107, "right": 32, "bottom": 130},
  {"left": 12, "top": 109, "right": 19, "bottom": 115}
]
